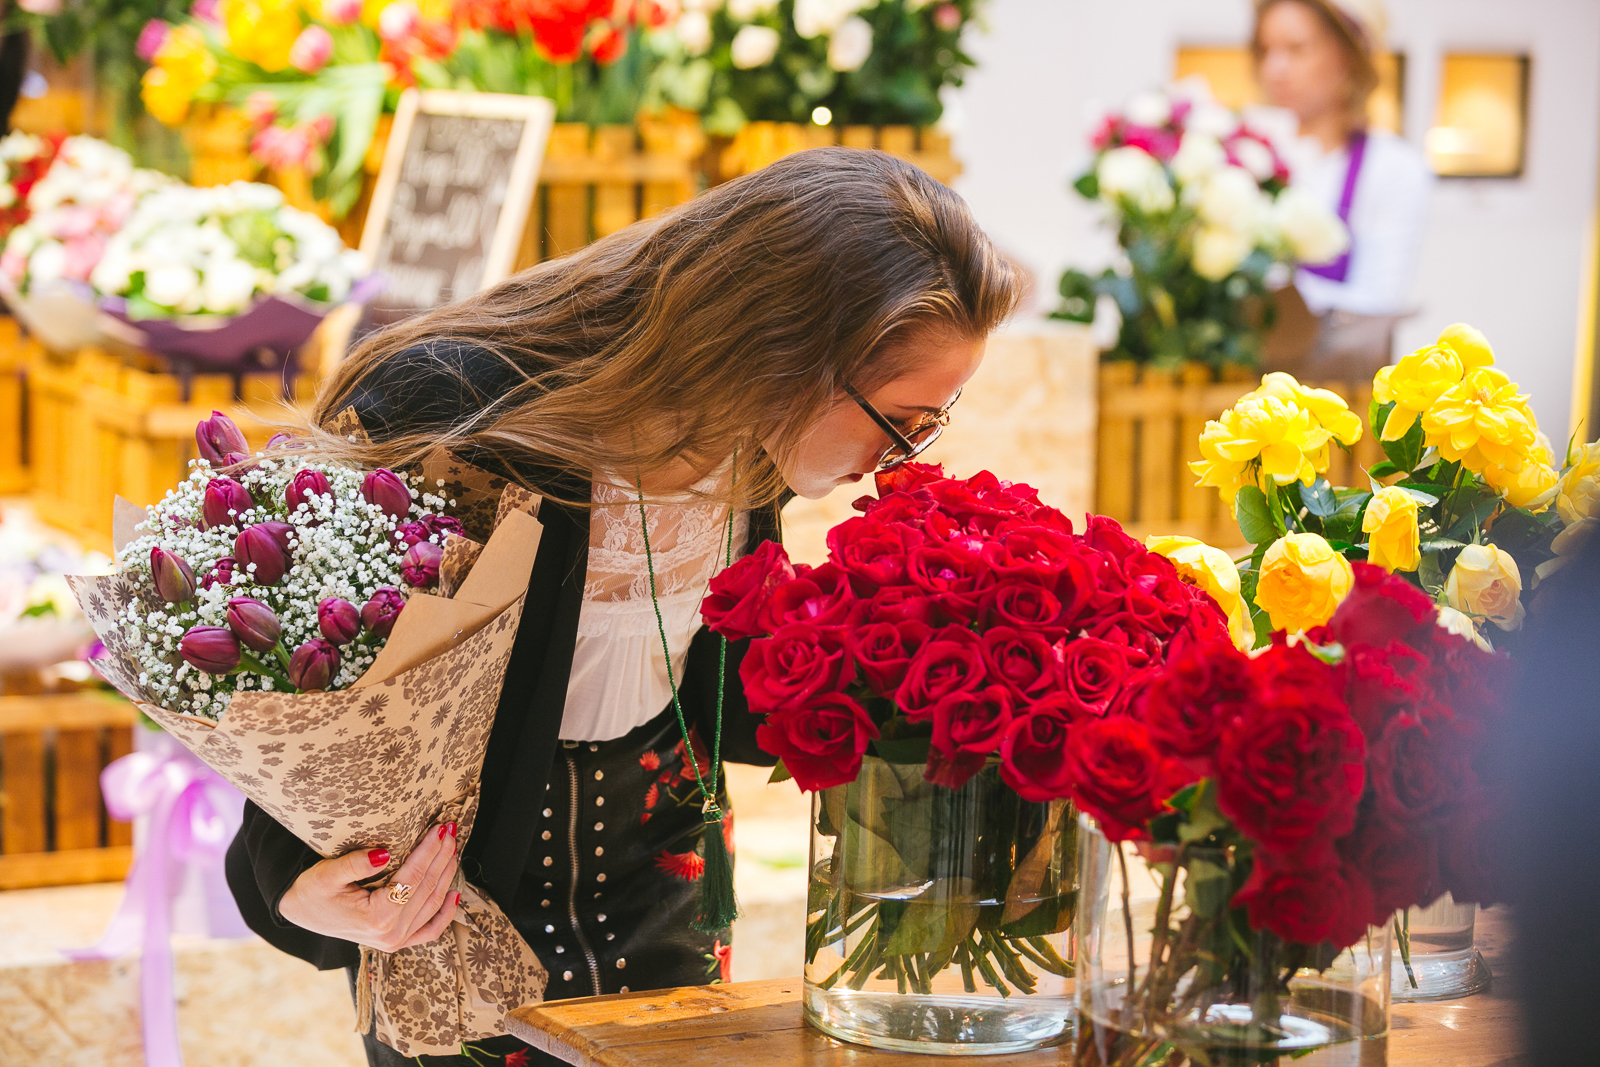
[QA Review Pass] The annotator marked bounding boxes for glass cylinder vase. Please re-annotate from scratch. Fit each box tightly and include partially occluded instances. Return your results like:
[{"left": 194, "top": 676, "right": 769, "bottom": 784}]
[
  {"left": 1391, "top": 893, "right": 1491, "bottom": 1001},
  {"left": 1076, "top": 816, "right": 1391, "bottom": 1067},
  {"left": 802, "top": 757, "right": 1078, "bottom": 1055}
]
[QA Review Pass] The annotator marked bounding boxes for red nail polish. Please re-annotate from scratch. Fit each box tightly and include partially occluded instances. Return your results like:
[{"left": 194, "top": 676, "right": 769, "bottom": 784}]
[
  {"left": 452, "top": 892, "right": 461, "bottom": 907},
  {"left": 368, "top": 848, "right": 390, "bottom": 868},
  {"left": 447, "top": 822, "right": 458, "bottom": 838},
  {"left": 437, "top": 824, "right": 447, "bottom": 840}
]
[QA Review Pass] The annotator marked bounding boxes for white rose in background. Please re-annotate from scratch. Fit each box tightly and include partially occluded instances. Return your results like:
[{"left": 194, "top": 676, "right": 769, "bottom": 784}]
[
  {"left": 1185, "top": 101, "right": 1240, "bottom": 140},
  {"left": 676, "top": 10, "right": 712, "bottom": 55},
  {"left": 144, "top": 263, "right": 200, "bottom": 310},
  {"left": 828, "top": 16, "right": 874, "bottom": 72},
  {"left": 730, "top": 24, "right": 781, "bottom": 68},
  {"left": 1271, "top": 186, "right": 1349, "bottom": 265},
  {"left": 727, "top": 0, "right": 776, "bottom": 19},
  {"left": 202, "top": 258, "right": 261, "bottom": 314},
  {"left": 1191, "top": 226, "right": 1254, "bottom": 281},
  {"left": 1096, "top": 146, "right": 1175, "bottom": 215},
  {"left": 1171, "top": 132, "right": 1225, "bottom": 190},
  {"left": 1196, "top": 165, "right": 1267, "bottom": 236},
  {"left": 1123, "top": 90, "right": 1171, "bottom": 128},
  {"left": 1230, "top": 135, "right": 1279, "bottom": 183},
  {"left": 794, "top": 0, "right": 859, "bottom": 39}
]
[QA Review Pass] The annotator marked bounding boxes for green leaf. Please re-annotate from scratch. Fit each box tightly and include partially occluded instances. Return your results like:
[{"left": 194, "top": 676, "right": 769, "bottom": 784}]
[
  {"left": 1298, "top": 478, "right": 1336, "bottom": 518},
  {"left": 1073, "top": 172, "right": 1099, "bottom": 199},
  {"left": 1183, "top": 859, "right": 1232, "bottom": 919},
  {"left": 870, "top": 735, "right": 931, "bottom": 766},
  {"left": 996, "top": 891, "right": 1077, "bottom": 938},
  {"left": 1366, "top": 460, "right": 1401, "bottom": 479},
  {"left": 1419, "top": 539, "right": 1466, "bottom": 553},
  {"left": 1445, "top": 496, "right": 1503, "bottom": 542},
  {"left": 768, "top": 760, "right": 793, "bottom": 785},
  {"left": 840, "top": 817, "right": 916, "bottom": 894},
  {"left": 1381, "top": 414, "right": 1426, "bottom": 474},
  {"left": 881, "top": 881, "right": 982, "bottom": 955},
  {"left": 1398, "top": 486, "right": 1441, "bottom": 507},
  {"left": 1235, "top": 486, "right": 1276, "bottom": 546}
]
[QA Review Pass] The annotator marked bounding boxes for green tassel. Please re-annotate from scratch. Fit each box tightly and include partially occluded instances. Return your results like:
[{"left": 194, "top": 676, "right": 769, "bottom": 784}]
[{"left": 693, "top": 803, "right": 740, "bottom": 934}]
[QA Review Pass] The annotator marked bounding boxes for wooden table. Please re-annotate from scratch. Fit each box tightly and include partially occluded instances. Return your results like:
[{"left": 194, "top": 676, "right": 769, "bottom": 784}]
[{"left": 507, "top": 908, "right": 1525, "bottom": 1067}]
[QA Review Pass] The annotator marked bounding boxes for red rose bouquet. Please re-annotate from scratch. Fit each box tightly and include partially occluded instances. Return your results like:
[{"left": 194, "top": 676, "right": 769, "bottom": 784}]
[
  {"left": 701, "top": 464, "right": 1232, "bottom": 1049},
  {"left": 1073, "top": 562, "right": 1507, "bottom": 1067}
]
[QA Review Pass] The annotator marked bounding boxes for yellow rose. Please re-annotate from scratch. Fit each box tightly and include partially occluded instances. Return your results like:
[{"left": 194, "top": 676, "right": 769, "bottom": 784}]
[
  {"left": 1190, "top": 395, "right": 1333, "bottom": 509},
  {"left": 141, "top": 67, "right": 193, "bottom": 126},
  {"left": 1361, "top": 485, "right": 1421, "bottom": 573},
  {"left": 1373, "top": 346, "right": 1464, "bottom": 442},
  {"left": 1481, "top": 437, "right": 1559, "bottom": 511},
  {"left": 1246, "top": 372, "right": 1364, "bottom": 446},
  {"left": 1445, "top": 543, "right": 1524, "bottom": 631},
  {"left": 1557, "top": 441, "right": 1600, "bottom": 525},
  {"left": 1435, "top": 605, "right": 1492, "bottom": 652},
  {"left": 1145, "top": 534, "right": 1254, "bottom": 650},
  {"left": 1435, "top": 322, "right": 1496, "bottom": 371},
  {"left": 1421, "top": 367, "right": 1538, "bottom": 473},
  {"left": 1254, "top": 532, "right": 1354, "bottom": 633},
  {"left": 222, "top": 0, "right": 304, "bottom": 72}
]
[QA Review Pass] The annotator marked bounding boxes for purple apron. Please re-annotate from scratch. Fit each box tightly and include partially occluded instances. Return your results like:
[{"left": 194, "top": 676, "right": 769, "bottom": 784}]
[{"left": 1302, "top": 131, "right": 1368, "bottom": 283}]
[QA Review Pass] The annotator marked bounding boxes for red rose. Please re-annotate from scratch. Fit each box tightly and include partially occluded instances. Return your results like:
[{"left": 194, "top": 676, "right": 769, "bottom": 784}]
[
  {"left": 1059, "top": 637, "right": 1130, "bottom": 718},
  {"left": 827, "top": 516, "right": 924, "bottom": 592},
  {"left": 998, "top": 699, "right": 1076, "bottom": 803},
  {"left": 1326, "top": 561, "right": 1436, "bottom": 649},
  {"left": 1340, "top": 641, "right": 1432, "bottom": 739},
  {"left": 907, "top": 543, "right": 996, "bottom": 623},
  {"left": 1336, "top": 817, "right": 1438, "bottom": 923},
  {"left": 927, "top": 685, "right": 1014, "bottom": 789},
  {"left": 1063, "top": 715, "right": 1188, "bottom": 841},
  {"left": 1214, "top": 645, "right": 1366, "bottom": 854},
  {"left": 1086, "top": 614, "right": 1163, "bottom": 669},
  {"left": 1143, "top": 637, "right": 1254, "bottom": 772},
  {"left": 1368, "top": 708, "right": 1471, "bottom": 828},
  {"left": 847, "top": 619, "right": 932, "bottom": 696},
  {"left": 980, "top": 626, "right": 1063, "bottom": 703},
  {"left": 1082, "top": 514, "right": 1143, "bottom": 558},
  {"left": 759, "top": 561, "right": 860, "bottom": 632},
  {"left": 1121, "top": 572, "right": 1193, "bottom": 638},
  {"left": 1234, "top": 849, "right": 1373, "bottom": 949},
  {"left": 756, "top": 694, "right": 879, "bottom": 791},
  {"left": 1436, "top": 797, "right": 1502, "bottom": 908},
  {"left": 863, "top": 491, "right": 955, "bottom": 536},
  {"left": 701, "top": 540, "right": 794, "bottom": 640},
  {"left": 739, "top": 624, "right": 854, "bottom": 715},
  {"left": 1426, "top": 633, "right": 1509, "bottom": 730},
  {"left": 874, "top": 461, "right": 945, "bottom": 496},
  {"left": 862, "top": 585, "right": 939, "bottom": 626},
  {"left": 979, "top": 580, "right": 1067, "bottom": 635},
  {"left": 895, "top": 625, "right": 986, "bottom": 720}
]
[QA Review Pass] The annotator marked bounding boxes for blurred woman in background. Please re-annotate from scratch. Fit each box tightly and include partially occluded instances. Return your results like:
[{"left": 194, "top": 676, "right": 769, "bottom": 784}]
[{"left": 1253, "top": 0, "right": 1433, "bottom": 376}]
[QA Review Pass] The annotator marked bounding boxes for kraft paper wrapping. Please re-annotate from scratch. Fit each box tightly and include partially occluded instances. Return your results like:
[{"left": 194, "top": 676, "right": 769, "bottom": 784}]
[{"left": 69, "top": 490, "right": 548, "bottom": 1057}]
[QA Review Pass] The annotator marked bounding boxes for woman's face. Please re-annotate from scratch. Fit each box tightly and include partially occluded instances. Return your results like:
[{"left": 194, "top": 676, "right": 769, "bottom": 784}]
[
  {"left": 779, "top": 331, "right": 987, "bottom": 500},
  {"left": 1256, "top": 1, "right": 1353, "bottom": 124}
]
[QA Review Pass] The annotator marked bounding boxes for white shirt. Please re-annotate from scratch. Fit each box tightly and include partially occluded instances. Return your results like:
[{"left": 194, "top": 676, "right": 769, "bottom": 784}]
[
  {"left": 558, "top": 476, "right": 749, "bottom": 742},
  {"left": 1288, "top": 129, "right": 1435, "bottom": 317}
]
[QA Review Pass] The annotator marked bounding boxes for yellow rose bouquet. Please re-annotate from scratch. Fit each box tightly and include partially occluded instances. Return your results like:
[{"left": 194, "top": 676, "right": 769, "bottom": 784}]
[{"left": 1157, "top": 323, "right": 1592, "bottom": 648}]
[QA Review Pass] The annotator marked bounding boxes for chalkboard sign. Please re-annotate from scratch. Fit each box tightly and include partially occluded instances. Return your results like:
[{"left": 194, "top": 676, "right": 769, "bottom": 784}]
[{"left": 358, "top": 90, "right": 554, "bottom": 322}]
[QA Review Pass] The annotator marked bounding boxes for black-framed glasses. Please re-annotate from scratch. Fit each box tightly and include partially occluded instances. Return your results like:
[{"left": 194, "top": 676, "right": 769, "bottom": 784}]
[{"left": 843, "top": 381, "right": 961, "bottom": 471}]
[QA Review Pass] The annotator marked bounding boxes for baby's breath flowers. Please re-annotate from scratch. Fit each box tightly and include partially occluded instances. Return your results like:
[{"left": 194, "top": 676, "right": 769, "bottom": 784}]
[{"left": 114, "top": 412, "right": 461, "bottom": 720}]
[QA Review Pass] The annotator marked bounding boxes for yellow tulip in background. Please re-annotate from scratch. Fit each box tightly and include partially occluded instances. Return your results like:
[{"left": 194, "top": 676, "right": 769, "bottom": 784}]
[
  {"left": 1145, "top": 535, "right": 1255, "bottom": 651},
  {"left": 140, "top": 25, "right": 216, "bottom": 126},
  {"left": 1361, "top": 486, "right": 1421, "bottom": 573},
  {"left": 1254, "top": 532, "right": 1354, "bottom": 634},
  {"left": 1445, "top": 543, "right": 1525, "bottom": 631}
]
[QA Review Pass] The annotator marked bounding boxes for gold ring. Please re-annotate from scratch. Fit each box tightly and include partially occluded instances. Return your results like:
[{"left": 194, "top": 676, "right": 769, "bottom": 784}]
[{"left": 387, "top": 883, "right": 413, "bottom": 905}]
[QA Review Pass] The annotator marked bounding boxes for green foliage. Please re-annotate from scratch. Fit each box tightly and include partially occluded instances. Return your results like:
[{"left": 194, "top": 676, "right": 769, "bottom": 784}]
[{"left": 1234, "top": 486, "right": 1276, "bottom": 546}]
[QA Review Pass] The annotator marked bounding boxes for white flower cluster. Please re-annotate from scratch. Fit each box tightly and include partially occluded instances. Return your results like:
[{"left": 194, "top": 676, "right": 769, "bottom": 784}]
[
  {"left": 1091, "top": 85, "right": 1350, "bottom": 283},
  {"left": 0, "top": 136, "right": 172, "bottom": 293},
  {"left": 91, "top": 181, "right": 366, "bottom": 317},
  {"left": 684, "top": 0, "right": 876, "bottom": 72},
  {"left": 115, "top": 454, "right": 451, "bottom": 720}
]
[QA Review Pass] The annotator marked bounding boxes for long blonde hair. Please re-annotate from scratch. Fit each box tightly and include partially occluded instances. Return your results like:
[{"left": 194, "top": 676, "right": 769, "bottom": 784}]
[{"left": 308, "top": 147, "right": 1022, "bottom": 508}]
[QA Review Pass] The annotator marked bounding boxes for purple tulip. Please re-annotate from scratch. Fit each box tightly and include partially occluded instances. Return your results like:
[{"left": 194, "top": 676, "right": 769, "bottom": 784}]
[
  {"left": 361, "top": 469, "right": 412, "bottom": 521},
  {"left": 225, "top": 596, "right": 283, "bottom": 653},
  {"left": 201, "top": 476, "right": 253, "bottom": 530},
  {"left": 149, "top": 546, "right": 196, "bottom": 603},
  {"left": 396, "top": 513, "right": 466, "bottom": 548},
  {"left": 360, "top": 587, "right": 405, "bottom": 639},
  {"left": 195, "top": 411, "right": 249, "bottom": 466},
  {"left": 317, "top": 597, "right": 361, "bottom": 644},
  {"left": 199, "top": 556, "right": 237, "bottom": 591},
  {"left": 179, "top": 625, "right": 240, "bottom": 674},
  {"left": 264, "top": 432, "right": 299, "bottom": 450},
  {"left": 285, "top": 469, "right": 331, "bottom": 515},
  {"left": 287, "top": 638, "right": 340, "bottom": 691},
  {"left": 400, "top": 541, "right": 443, "bottom": 588},
  {"left": 234, "top": 523, "right": 292, "bottom": 585}
]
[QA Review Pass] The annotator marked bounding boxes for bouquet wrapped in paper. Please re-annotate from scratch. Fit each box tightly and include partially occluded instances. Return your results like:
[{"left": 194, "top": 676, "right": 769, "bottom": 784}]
[{"left": 68, "top": 411, "right": 547, "bottom": 1056}]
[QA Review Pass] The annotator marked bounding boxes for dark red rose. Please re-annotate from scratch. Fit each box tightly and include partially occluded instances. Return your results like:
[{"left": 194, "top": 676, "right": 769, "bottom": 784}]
[
  {"left": 1340, "top": 641, "right": 1432, "bottom": 739},
  {"left": 1215, "top": 645, "right": 1367, "bottom": 854},
  {"left": 1082, "top": 514, "right": 1143, "bottom": 558},
  {"left": 1368, "top": 708, "right": 1471, "bottom": 828},
  {"left": 979, "top": 580, "right": 1066, "bottom": 635},
  {"left": 1427, "top": 633, "right": 1509, "bottom": 730},
  {"left": 980, "top": 626, "right": 1063, "bottom": 703},
  {"left": 895, "top": 625, "right": 986, "bottom": 721},
  {"left": 827, "top": 516, "right": 924, "bottom": 592},
  {"left": 861, "top": 585, "right": 939, "bottom": 626},
  {"left": 927, "top": 685, "right": 1015, "bottom": 789},
  {"left": 756, "top": 694, "right": 879, "bottom": 792},
  {"left": 1122, "top": 572, "right": 1193, "bottom": 637},
  {"left": 759, "top": 561, "right": 860, "bottom": 633},
  {"left": 1437, "top": 797, "right": 1502, "bottom": 908},
  {"left": 1063, "top": 715, "right": 1189, "bottom": 841},
  {"left": 998, "top": 700, "right": 1076, "bottom": 803},
  {"left": 861, "top": 490, "right": 948, "bottom": 533},
  {"left": 702, "top": 540, "right": 795, "bottom": 640},
  {"left": 738, "top": 623, "right": 854, "bottom": 715},
  {"left": 1086, "top": 613, "right": 1163, "bottom": 669},
  {"left": 907, "top": 543, "right": 996, "bottom": 623},
  {"left": 874, "top": 461, "right": 945, "bottom": 497},
  {"left": 1059, "top": 637, "right": 1130, "bottom": 718},
  {"left": 1326, "top": 561, "right": 1437, "bottom": 649},
  {"left": 1143, "top": 637, "right": 1255, "bottom": 771},
  {"left": 1234, "top": 849, "right": 1374, "bottom": 949},
  {"left": 847, "top": 619, "right": 932, "bottom": 697},
  {"left": 1337, "top": 817, "right": 1438, "bottom": 923}
]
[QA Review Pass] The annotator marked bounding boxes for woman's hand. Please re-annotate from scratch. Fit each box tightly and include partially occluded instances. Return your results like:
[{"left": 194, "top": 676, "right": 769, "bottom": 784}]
[{"left": 280, "top": 822, "right": 461, "bottom": 952}]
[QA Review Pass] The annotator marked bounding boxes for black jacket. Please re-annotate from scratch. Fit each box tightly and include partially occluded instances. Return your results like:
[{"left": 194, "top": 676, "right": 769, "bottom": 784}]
[{"left": 223, "top": 340, "right": 779, "bottom": 970}]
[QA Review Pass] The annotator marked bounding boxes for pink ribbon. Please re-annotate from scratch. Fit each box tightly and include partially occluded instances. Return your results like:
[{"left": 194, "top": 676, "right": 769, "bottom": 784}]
[{"left": 65, "top": 738, "right": 250, "bottom": 1067}]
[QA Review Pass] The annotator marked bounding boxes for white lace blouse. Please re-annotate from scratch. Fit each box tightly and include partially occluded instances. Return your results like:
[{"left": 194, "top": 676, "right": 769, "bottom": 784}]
[{"left": 558, "top": 476, "right": 750, "bottom": 742}]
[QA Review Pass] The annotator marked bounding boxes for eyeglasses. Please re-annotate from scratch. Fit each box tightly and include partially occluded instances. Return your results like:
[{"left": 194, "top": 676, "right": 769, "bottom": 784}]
[{"left": 843, "top": 382, "right": 961, "bottom": 471}]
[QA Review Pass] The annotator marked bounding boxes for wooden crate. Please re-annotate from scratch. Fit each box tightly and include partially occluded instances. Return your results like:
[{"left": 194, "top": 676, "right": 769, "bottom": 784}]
[
  {"left": 0, "top": 317, "right": 27, "bottom": 495},
  {"left": 0, "top": 686, "right": 137, "bottom": 890},
  {"left": 718, "top": 122, "right": 962, "bottom": 185},
  {"left": 1096, "top": 361, "right": 1386, "bottom": 545},
  {"left": 26, "top": 345, "right": 311, "bottom": 553}
]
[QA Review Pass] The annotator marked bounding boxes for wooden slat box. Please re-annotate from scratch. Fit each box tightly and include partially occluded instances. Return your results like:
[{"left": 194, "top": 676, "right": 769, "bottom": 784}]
[{"left": 718, "top": 122, "right": 962, "bottom": 186}]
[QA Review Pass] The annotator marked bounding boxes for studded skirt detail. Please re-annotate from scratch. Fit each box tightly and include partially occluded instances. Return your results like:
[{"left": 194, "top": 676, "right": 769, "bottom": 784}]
[{"left": 495, "top": 706, "right": 733, "bottom": 999}]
